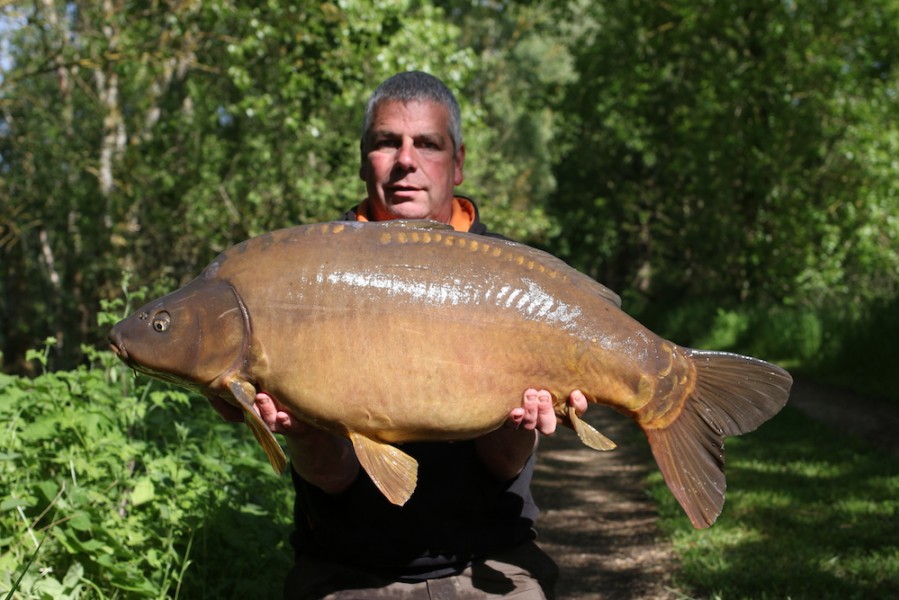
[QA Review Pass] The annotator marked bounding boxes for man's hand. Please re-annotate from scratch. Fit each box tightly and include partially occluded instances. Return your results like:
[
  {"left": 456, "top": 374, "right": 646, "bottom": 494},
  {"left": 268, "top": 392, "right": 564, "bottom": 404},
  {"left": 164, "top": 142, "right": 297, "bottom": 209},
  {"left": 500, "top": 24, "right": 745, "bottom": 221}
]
[
  {"left": 253, "top": 391, "right": 360, "bottom": 494},
  {"left": 476, "top": 389, "right": 588, "bottom": 481},
  {"left": 253, "top": 391, "right": 309, "bottom": 436},
  {"left": 504, "top": 389, "right": 588, "bottom": 435}
]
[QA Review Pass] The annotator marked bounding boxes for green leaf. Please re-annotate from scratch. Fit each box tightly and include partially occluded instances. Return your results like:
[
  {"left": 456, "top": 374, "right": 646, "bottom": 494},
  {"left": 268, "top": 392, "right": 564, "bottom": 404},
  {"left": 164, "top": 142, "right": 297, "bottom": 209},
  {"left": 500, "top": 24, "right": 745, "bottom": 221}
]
[
  {"left": 61, "top": 561, "right": 85, "bottom": 589},
  {"left": 130, "top": 478, "right": 156, "bottom": 506},
  {"left": 67, "top": 512, "right": 92, "bottom": 532},
  {"left": 17, "top": 416, "right": 60, "bottom": 442}
]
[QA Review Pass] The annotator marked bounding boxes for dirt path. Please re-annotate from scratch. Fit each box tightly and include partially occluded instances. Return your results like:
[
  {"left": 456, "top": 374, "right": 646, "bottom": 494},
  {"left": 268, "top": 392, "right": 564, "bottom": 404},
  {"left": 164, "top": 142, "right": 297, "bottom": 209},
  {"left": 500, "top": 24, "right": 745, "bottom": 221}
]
[{"left": 531, "top": 409, "right": 678, "bottom": 600}]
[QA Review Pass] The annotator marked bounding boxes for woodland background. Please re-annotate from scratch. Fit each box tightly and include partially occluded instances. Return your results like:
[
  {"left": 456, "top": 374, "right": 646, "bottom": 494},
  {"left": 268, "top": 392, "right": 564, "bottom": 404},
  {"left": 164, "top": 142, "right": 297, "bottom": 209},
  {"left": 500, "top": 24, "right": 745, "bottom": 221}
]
[
  {"left": 2, "top": 0, "right": 897, "bottom": 381},
  {"left": 1, "top": 1, "right": 898, "bottom": 598}
]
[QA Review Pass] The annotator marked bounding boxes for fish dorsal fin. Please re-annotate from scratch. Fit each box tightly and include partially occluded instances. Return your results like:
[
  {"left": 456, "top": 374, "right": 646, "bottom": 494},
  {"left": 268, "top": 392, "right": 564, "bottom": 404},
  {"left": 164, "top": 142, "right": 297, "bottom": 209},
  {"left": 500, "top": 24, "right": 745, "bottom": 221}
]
[
  {"left": 567, "top": 404, "right": 617, "bottom": 451},
  {"left": 229, "top": 379, "right": 288, "bottom": 474},
  {"left": 383, "top": 219, "right": 455, "bottom": 231},
  {"left": 349, "top": 432, "right": 419, "bottom": 506}
]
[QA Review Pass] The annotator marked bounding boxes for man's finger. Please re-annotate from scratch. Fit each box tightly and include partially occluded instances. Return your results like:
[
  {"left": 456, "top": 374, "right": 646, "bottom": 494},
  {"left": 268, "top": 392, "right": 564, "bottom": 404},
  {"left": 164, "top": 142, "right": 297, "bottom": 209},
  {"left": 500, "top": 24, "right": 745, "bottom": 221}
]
[
  {"left": 535, "top": 391, "right": 556, "bottom": 436},
  {"left": 569, "top": 389, "right": 588, "bottom": 417}
]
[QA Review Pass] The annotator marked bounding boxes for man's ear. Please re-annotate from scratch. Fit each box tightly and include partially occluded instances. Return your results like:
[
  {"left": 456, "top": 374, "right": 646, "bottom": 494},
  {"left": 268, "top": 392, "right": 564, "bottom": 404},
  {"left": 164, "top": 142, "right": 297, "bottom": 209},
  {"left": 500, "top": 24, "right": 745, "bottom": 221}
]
[{"left": 454, "top": 144, "right": 466, "bottom": 186}]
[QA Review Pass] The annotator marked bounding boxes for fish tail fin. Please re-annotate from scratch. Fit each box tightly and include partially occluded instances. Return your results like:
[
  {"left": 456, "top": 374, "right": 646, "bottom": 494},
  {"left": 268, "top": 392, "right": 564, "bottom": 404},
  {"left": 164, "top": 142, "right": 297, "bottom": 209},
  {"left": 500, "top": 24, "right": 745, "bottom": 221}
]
[{"left": 644, "top": 350, "right": 792, "bottom": 528}]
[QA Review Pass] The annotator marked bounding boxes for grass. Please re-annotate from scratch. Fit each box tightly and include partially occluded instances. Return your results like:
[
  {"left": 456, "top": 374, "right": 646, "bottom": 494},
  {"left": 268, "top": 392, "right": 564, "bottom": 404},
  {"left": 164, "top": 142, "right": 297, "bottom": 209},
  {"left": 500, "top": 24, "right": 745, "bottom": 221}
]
[
  {"left": 648, "top": 407, "right": 899, "bottom": 599},
  {"left": 634, "top": 297, "right": 899, "bottom": 598}
]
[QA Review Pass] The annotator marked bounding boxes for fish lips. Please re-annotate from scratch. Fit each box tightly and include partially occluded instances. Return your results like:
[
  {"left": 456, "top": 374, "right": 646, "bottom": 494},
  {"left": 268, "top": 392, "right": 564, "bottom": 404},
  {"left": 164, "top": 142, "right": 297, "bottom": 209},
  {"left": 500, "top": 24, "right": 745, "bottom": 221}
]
[
  {"left": 107, "top": 330, "right": 192, "bottom": 387},
  {"left": 108, "top": 328, "right": 130, "bottom": 362}
]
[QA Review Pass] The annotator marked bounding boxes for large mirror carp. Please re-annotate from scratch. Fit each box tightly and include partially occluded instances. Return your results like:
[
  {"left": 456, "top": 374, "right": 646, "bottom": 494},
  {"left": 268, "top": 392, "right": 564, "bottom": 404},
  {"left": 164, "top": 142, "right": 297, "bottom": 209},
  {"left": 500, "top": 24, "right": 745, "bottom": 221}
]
[{"left": 109, "top": 220, "right": 791, "bottom": 528}]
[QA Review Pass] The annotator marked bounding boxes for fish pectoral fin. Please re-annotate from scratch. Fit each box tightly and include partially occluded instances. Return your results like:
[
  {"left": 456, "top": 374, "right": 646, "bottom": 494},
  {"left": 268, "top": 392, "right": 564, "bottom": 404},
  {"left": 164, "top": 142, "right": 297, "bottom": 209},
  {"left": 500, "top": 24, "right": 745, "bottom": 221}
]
[
  {"left": 349, "top": 432, "right": 418, "bottom": 506},
  {"left": 228, "top": 379, "right": 288, "bottom": 475},
  {"left": 568, "top": 404, "right": 617, "bottom": 451}
]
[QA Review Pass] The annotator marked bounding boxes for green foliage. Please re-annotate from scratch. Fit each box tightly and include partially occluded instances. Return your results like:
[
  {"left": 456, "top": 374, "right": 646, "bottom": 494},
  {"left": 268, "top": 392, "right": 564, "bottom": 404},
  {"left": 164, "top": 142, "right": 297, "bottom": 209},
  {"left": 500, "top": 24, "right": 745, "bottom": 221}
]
[
  {"left": 810, "top": 295, "right": 899, "bottom": 402},
  {"left": 2, "top": 0, "right": 898, "bottom": 372},
  {"left": 647, "top": 408, "right": 899, "bottom": 599},
  {"left": 0, "top": 344, "right": 292, "bottom": 598},
  {"left": 548, "top": 0, "right": 899, "bottom": 309}
]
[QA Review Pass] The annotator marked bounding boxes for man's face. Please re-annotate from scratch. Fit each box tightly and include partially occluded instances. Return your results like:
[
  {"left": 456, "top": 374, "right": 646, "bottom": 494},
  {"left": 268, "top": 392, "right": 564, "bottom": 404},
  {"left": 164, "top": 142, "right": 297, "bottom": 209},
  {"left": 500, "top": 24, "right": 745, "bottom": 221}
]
[{"left": 360, "top": 100, "right": 465, "bottom": 223}]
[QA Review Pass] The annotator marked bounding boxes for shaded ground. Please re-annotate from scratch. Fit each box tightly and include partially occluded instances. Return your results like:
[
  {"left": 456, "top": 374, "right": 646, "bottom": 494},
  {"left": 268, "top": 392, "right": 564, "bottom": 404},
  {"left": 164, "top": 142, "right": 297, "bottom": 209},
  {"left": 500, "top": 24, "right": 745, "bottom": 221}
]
[
  {"left": 787, "top": 377, "right": 899, "bottom": 458},
  {"left": 531, "top": 409, "right": 678, "bottom": 600},
  {"left": 530, "top": 377, "right": 898, "bottom": 599}
]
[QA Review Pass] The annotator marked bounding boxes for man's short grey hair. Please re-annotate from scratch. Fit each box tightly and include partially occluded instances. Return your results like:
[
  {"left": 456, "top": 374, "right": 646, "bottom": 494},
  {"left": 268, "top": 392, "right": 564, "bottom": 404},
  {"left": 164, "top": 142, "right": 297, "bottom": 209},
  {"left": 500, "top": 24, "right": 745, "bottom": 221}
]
[{"left": 361, "top": 71, "right": 463, "bottom": 154}]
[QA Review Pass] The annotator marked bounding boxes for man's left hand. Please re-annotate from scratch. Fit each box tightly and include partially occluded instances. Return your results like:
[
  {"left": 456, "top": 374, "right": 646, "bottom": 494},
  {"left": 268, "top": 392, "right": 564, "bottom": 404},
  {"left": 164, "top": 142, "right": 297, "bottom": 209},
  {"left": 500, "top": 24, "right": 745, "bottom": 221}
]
[{"left": 504, "top": 389, "right": 588, "bottom": 435}]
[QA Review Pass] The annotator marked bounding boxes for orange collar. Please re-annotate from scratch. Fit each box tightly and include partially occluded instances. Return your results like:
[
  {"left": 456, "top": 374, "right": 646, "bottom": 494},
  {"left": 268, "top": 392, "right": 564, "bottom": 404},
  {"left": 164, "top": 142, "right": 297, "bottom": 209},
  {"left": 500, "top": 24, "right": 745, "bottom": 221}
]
[{"left": 354, "top": 197, "right": 475, "bottom": 233}]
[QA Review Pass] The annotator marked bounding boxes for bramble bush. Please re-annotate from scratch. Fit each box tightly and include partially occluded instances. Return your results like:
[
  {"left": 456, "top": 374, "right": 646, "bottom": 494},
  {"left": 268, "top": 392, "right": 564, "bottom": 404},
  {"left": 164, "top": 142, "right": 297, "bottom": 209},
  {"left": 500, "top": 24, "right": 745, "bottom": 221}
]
[{"left": 0, "top": 340, "right": 293, "bottom": 599}]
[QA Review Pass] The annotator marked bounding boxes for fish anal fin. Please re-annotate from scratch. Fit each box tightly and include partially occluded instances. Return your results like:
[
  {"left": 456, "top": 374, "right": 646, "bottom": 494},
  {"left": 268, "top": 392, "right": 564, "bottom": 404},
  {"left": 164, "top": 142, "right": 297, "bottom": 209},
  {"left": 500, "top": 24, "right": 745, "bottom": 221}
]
[
  {"left": 644, "top": 350, "right": 792, "bottom": 528},
  {"left": 228, "top": 379, "right": 288, "bottom": 475},
  {"left": 567, "top": 405, "right": 617, "bottom": 451},
  {"left": 349, "top": 432, "right": 418, "bottom": 506}
]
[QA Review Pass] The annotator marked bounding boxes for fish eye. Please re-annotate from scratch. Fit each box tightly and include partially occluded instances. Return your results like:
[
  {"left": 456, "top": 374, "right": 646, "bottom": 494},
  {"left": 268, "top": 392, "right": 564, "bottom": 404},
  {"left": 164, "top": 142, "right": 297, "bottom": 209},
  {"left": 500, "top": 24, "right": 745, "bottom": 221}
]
[{"left": 152, "top": 311, "right": 171, "bottom": 332}]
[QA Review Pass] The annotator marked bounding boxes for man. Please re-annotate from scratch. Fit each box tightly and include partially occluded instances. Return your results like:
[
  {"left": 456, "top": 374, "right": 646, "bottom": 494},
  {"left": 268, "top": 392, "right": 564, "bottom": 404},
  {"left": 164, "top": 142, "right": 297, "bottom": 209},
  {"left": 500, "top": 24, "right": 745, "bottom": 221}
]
[{"left": 218, "top": 71, "right": 588, "bottom": 599}]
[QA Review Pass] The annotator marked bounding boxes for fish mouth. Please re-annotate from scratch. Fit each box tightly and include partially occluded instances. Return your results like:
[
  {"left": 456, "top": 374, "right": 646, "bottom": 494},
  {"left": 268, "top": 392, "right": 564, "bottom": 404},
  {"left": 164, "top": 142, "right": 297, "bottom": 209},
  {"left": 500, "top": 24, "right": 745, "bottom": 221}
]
[{"left": 108, "top": 330, "right": 129, "bottom": 362}]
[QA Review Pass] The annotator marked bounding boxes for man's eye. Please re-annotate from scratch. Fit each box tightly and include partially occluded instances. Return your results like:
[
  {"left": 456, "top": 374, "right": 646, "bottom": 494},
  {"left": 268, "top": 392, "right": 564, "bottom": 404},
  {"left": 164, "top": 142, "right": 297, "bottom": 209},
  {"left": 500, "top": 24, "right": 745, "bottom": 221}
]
[{"left": 416, "top": 139, "right": 441, "bottom": 150}]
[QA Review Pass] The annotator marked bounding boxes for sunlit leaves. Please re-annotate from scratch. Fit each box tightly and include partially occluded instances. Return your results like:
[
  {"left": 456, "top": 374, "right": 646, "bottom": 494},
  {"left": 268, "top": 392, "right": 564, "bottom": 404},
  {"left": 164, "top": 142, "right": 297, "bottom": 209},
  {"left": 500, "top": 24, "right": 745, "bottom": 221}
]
[{"left": 0, "top": 360, "right": 292, "bottom": 598}]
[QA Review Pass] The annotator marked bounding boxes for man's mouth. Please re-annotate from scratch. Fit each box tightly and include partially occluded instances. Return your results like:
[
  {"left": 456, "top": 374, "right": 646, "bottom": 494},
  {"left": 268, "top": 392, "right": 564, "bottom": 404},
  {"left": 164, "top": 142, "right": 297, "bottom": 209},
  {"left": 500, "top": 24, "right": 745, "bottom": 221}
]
[{"left": 386, "top": 185, "right": 421, "bottom": 200}]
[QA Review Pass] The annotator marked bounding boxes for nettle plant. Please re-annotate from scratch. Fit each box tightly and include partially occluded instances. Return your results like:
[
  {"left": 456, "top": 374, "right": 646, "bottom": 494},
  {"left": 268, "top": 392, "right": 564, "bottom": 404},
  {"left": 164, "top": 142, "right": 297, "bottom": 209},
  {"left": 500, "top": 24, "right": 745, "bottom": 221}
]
[{"left": 1, "top": 331, "right": 292, "bottom": 598}]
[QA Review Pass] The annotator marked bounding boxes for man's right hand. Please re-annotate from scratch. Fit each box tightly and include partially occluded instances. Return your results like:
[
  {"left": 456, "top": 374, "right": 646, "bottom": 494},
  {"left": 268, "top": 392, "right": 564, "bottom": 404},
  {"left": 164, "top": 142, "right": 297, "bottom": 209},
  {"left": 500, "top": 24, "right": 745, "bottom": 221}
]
[
  {"left": 254, "top": 391, "right": 361, "bottom": 494},
  {"left": 254, "top": 392, "right": 309, "bottom": 436}
]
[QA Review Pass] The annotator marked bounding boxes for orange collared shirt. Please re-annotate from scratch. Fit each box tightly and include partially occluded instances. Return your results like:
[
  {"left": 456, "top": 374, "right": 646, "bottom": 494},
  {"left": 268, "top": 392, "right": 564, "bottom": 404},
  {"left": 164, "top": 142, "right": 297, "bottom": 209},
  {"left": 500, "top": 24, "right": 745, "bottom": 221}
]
[{"left": 353, "top": 197, "right": 475, "bottom": 233}]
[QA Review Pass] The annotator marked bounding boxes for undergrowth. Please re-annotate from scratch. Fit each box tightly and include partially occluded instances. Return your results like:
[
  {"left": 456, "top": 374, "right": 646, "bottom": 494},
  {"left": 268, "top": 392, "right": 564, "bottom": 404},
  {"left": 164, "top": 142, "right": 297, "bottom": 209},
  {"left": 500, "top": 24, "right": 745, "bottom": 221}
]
[
  {"left": 635, "top": 297, "right": 899, "bottom": 404},
  {"left": 0, "top": 341, "right": 292, "bottom": 599}
]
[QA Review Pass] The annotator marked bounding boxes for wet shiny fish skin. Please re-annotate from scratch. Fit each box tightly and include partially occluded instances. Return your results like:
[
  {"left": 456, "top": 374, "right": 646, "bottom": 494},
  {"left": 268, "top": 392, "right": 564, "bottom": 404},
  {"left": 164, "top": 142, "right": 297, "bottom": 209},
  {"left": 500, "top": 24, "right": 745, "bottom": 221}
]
[{"left": 109, "top": 220, "right": 791, "bottom": 527}]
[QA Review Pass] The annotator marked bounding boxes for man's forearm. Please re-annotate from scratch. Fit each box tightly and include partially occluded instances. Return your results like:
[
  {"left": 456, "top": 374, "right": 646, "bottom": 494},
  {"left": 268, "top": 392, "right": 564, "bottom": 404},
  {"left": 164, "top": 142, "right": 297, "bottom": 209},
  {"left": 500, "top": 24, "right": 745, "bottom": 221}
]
[
  {"left": 286, "top": 430, "right": 360, "bottom": 494},
  {"left": 474, "top": 427, "right": 539, "bottom": 481}
]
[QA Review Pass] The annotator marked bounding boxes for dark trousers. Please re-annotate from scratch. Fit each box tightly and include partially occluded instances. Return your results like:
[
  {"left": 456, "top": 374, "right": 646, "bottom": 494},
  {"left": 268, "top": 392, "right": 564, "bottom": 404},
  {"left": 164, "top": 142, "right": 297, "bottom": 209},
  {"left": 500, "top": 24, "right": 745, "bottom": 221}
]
[{"left": 283, "top": 541, "right": 559, "bottom": 600}]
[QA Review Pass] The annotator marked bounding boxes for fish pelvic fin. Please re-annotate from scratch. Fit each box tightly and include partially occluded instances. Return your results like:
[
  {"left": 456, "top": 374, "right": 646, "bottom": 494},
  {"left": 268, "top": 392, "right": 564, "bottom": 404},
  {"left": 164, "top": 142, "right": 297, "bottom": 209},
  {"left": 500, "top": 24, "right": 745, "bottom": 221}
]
[
  {"left": 645, "top": 350, "right": 792, "bottom": 528},
  {"left": 228, "top": 379, "right": 288, "bottom": 475},
  {"left": 349, "top": 432, "right": 419, "bottom": 506},
  {"left": 567, "top": 404, "right": 617, "bottom": 451}
]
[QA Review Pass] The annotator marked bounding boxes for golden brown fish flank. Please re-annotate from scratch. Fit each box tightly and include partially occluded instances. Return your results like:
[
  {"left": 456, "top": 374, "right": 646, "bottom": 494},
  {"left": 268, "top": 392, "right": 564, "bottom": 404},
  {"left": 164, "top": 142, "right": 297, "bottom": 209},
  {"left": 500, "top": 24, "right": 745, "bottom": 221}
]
[{"left": 109, "top": 220, "right": 791, "bottom": 528}]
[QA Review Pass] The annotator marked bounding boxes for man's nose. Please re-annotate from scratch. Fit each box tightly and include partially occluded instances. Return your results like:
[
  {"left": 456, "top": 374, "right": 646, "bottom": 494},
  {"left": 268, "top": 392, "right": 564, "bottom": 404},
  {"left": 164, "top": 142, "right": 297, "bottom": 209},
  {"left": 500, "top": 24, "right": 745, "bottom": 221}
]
[{"left": 396, "top": 139, "right": 417, "bottom": 170}]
